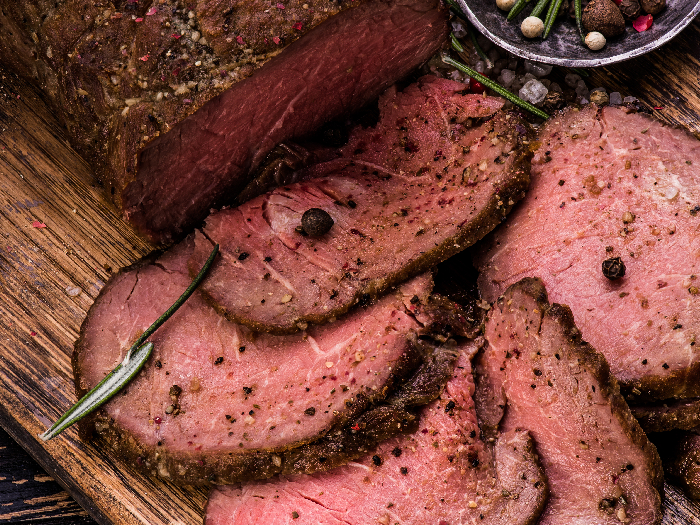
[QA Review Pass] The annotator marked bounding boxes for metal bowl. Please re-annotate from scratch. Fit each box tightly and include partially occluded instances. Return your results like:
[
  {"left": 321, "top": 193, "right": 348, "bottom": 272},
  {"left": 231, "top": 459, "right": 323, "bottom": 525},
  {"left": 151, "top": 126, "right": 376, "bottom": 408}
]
[{"left": 456, "top": 0, "right": 700, "bottom": 67}]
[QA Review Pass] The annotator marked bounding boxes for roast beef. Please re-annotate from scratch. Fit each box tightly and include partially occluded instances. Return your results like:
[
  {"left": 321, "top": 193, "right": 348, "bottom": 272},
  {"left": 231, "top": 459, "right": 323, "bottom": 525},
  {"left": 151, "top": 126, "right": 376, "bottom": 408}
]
[
  {"left": 631, "top": 398, "right": 700, "bottom": 433},
  {"left": 654, "top": 431, "right": 700, "bottom": 500},
  {"left": 0, "top": 0, "right": 449, "bottom": 244},
  {"left": 205, "top": 338, "right": 549, "bottom": 525},
  {"left": 189, "top": 76, "right": 531, "bottom": 333},
  {"left": 474, "top": 105, "right": 700, "bottom": 401},
  {"left": 476, "top": 278, "right": 664, "bottom": 525},
  {"left": 73, "top": 236, "right": 470, "bottom": 485}
]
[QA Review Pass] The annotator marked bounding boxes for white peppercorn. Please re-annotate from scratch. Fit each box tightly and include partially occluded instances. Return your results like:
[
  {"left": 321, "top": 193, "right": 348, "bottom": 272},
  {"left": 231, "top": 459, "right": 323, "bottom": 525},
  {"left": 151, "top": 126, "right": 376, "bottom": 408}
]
[
  {"left": 521, "top": 17, "right": 545, "bottom": 38},
  {"left": 585, "top": 31, "right": 607, "bottom": 50},
  {"left": 496, "top": 0, "right": 517, "bottom": 10}
]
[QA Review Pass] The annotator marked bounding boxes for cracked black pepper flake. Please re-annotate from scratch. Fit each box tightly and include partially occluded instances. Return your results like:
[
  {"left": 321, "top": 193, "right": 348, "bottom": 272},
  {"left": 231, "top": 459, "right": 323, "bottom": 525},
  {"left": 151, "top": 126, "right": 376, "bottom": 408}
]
[
  {"left": 238, "top": 252, "right": 249, "bottom": 261},
  {"left": 392, "top": 447, "right": 402, "bottom": 457},
  {"left": 372, "top": 455, "right": 382, "bottom": 466},
  {"left": 400, "top": 467, "right": 408, "bottom": 475},
  {"left": 642, "top": 359, "right": 647, "bottom": 365},
  {"left": 602, "top": 257, "right": 626, "bottom": 280},
  {"left": 214, "top": 356, "right": 224, "bottom": 365},
  {"left": 304, "top": 407, "right": 316, "bottom": 416},
  {"left": 662, "top": 363, "right": 669, "bottom": 369},
  {"left": 445, "top": 400, "right": 456, "bottom": 412},
  {"left": 533, "top": 368, "right": 542, "bottom": 376},
  {"left": 243, "top": 386, "right": 253, "bottom": 395},
  {"left": 292, "top": 511, "right": 299, "bottom": 519},
  {"left": 155, "top": 360, "right": 162, "bottom": 369},
  {"left": 348, "top": 200, "right": 357, "bottom": 208},
  {"left": 169, "top": 385, "right": 182, "bottom": 397},
  {"left": 239, "top": 346, "right": 246, "bottom": 352},
  {"left": 469, "top": 430, "right": 476, "bottom": 438},
  {"left": 263, "top": 256, "right": 272, "bottom": 262},
  {"left": 249, "top": 410, "right": 255, "bottom": 415}
]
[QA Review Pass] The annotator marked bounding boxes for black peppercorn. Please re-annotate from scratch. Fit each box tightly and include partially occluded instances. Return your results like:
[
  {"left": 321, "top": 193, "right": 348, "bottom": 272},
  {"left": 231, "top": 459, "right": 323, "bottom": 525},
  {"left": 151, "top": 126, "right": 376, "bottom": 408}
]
[
  {"left": 602, "top": 257, "right": 626, "bottom": 280},
  {"left": 300, "top": 208, "right": 334, "bottom": 237}
]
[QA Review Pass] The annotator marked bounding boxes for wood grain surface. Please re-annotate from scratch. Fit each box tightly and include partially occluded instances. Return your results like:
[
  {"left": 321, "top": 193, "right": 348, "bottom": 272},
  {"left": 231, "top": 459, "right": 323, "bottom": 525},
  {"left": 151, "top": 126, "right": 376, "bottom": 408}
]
[{"left": 0, "top": 16, "right": 699, "bottom": 525}]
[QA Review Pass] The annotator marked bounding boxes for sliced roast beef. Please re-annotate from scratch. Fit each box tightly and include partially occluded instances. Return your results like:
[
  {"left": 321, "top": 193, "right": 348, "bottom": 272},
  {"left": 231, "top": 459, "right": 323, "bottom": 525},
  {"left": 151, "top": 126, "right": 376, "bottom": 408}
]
[
  {"left": 190, "top": 76, "right": 531, "bottom": 333},
  {"left": 73, "top": 236, "right": 469, "bottom": 485},
  {"left": 476, "top": 278, "right": 663, "bottom": 525},
  {"left": 631, "top": 398, "right": 700, "bottom": 433},
  {"left": 205, "top": 338, "right": 548, "bottom": 525},
  {"left": 654, "top": 431, "right": 700, "bottom": 500},
  {"left": 474, "top": 105, "right": 700, "bottom": 401},
  {"left": 0, "top": 0, "right": 449, "bottom": 244}
]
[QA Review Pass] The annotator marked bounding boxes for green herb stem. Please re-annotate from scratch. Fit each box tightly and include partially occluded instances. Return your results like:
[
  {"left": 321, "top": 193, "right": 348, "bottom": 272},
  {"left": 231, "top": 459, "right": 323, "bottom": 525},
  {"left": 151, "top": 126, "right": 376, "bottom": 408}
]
[
  {"left": 575, "top": 0, "right": 584, "bottom": 42},
  {"left": 542, "top": 0, "right": 565, "bottom": 39},
  {"left": 507, "top": 0, "right": 534, "bottom": 21},
  {"left": 39, "top": 342, "right": 154, "bottom": 441},
  {"left": 39, "top": 243, "right": 219, "bottom": 441},
  {"left": 530, "top": 0, "right": 554, "bottom": 19},
  {"left": 466, "top": 23, "right": 493, "bottom": 69},
  {"left": 569, "top": 67, "right": 590, "bottom": 77},
  {"left": 442, "top": 55, "right": 550, "bottom": 120}
]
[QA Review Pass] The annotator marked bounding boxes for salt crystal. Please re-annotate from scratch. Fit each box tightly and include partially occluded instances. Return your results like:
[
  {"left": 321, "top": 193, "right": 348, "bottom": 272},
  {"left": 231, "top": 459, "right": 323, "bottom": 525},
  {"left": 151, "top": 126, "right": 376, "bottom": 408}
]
[
  {"left": 65, "top": 286, "right": 81, "bottom": 297},
  {"left": 519, "top": 79, "right": 548, "bottom": 105},
  {"left": 665, "top": 187, "right": 679, "bottom": 200},
  {"left": 564, "top": 73, "right": 581, "bottom": 88},
  {"left": 610, "top": 92, "right": 623, "bottom": 105},
  {"left": 499, "top": 69, "right": 516, "bottom": 88},
  {"left": 623, "top": 96, "right": 638, "bottom": 103},
  {"left": 524, "top": 60, "right": 553, "bottom": 78}
]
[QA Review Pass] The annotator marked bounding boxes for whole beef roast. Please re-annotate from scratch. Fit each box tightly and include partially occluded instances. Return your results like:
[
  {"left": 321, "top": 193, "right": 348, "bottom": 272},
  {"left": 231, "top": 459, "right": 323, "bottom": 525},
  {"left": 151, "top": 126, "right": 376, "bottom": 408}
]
[
  {"left": 474, "top": 105, "right": 700, "bottom": 401},
  {"left": 0, "top": 0, "right": 449, "bottom": 244},
  {"left": 74, "top": 237, "right": 469, "bottom": 485},
  {"left": 205, "top": 338, "right": 548, "bottom": 525},
  {"left": 190, "top": 76, "right": 531, "bottom": 333},
  {"left": 476, "top": 278, "right": 663, "bottom": 525}
]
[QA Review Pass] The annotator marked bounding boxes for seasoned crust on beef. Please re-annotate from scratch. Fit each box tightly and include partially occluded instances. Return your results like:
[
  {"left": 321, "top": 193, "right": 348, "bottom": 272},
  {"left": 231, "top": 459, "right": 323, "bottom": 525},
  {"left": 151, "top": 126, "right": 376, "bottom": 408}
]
[
  {"left": 72, "top": 238, "right": 469, "bottom": 485},
  {"left": 0, "top": 0, "right": 449, "bottom": 244},
  {"left": 189, "top": 78, "right": 533, "bottom": 333},
  {"left": 631, "top": 398, "right": 700, "bottom": 433},
  {"left": 478, "top": 277, "right": 664, "bottom": 525},
  {"left": 475, "top": 104, "right": 700, "bottom": 401},
  {"left": 203, "top": 340, "right": 548, "bottom": 525}
]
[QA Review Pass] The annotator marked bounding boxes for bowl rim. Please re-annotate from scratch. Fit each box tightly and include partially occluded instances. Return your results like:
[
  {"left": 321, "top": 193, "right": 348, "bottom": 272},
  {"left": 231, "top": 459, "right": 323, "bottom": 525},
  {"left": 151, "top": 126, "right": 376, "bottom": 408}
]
[{"left": 456, "top": 0, "right": 700, "bottom": 67}]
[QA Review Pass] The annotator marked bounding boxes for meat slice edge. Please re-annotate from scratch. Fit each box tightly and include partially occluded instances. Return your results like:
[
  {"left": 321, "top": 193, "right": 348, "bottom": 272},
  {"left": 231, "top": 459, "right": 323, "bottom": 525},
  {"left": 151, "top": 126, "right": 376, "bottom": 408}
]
[
  {"left": 73, "top": 238, "right": 468, "bottom": 484},
  {"left": 204, "top": 337, "right": 548, "bottom": 525},
  {"left": 190, "top": 76, "right": 531, "bottom": 333},
  {"left": 474, "top": 104, "right": 700, "bottom": 400},
  {"left": 631, "top": 398, "right": 700, "bottom": 433},
  {"left": 477, "top": 277, "right": 664, "bottom": 525}
]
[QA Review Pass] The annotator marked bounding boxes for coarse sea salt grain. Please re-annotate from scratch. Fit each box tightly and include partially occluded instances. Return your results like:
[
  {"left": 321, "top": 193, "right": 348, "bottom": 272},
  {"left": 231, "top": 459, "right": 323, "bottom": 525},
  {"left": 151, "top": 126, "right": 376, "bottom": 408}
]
[
  {"left": 519, "top": 79, "right": 548, "bottom": 105},
  {"left": 610, "top": 92, "right": 623, "bottom": 105}
]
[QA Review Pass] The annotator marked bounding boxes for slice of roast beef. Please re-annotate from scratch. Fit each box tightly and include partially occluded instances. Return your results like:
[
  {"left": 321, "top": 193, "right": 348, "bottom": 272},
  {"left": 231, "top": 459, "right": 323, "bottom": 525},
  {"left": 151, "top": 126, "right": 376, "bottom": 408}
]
[
  {"left": 653, "top": 431, "right": 700, "bottom": 500},
  {"left": 73, "top": 237, "right": 468, "bottom": 485},
  {"left": 474, "top": 104, "right": 700, "bottom": 401},
  {"left": 0, "top": 0, "right": 449, "bottom": 244},
  {"left": 189, "top": 76, "right": 531, "bottom": 333},
  {"left": 204, "top": 338, "right": 548, "bottom": 525},
  {"left": 631, "top": 398, "right": 700, "bottom": 433},
  {"left": 476, "top": 277, "right": 664, "bottom": 525}
]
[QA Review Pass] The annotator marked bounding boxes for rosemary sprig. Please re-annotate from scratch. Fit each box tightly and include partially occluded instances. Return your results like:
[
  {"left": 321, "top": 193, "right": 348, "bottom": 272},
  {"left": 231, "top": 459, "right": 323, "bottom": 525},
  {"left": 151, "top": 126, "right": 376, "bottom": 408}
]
[
  {"left": 40, "top": 243, "right": 219, "bottom": 441},
  {"left": 442, "top": 54, "right": 550, "bottom": 120},
  {"left": 575, "top": 0, "right": 584, "bottom": 42},
  {"left": 530, "top": 0, "right": 554, "bottom": 19},
  {"left": 542, "top": 0, "right": 565, "bottom": 39},
  {"left": 569, "top": 67, "right": 590, "bottom": 77},
  {"left": 445, "top": 0, "right": 493, "bottom": 69},
  {"left": 507, "top": 0, "right": 534, "bottom": 21}
]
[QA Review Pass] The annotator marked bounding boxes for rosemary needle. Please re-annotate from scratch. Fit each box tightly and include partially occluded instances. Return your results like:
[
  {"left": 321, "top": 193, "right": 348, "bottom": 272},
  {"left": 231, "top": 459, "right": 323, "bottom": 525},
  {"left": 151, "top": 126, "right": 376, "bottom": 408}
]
[
  {"left": 442, "top": 54, "right": 550, "bottom": 120},
  {"left": 40, "top": 243, "right": 219, "bottom": 441}
]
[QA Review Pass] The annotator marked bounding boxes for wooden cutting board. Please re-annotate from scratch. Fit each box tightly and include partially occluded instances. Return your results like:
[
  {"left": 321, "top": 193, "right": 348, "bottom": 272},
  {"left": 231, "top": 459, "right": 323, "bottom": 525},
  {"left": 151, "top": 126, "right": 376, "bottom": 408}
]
[{"left": 1, "top": 19, "right": 700, "bottom": 525}]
